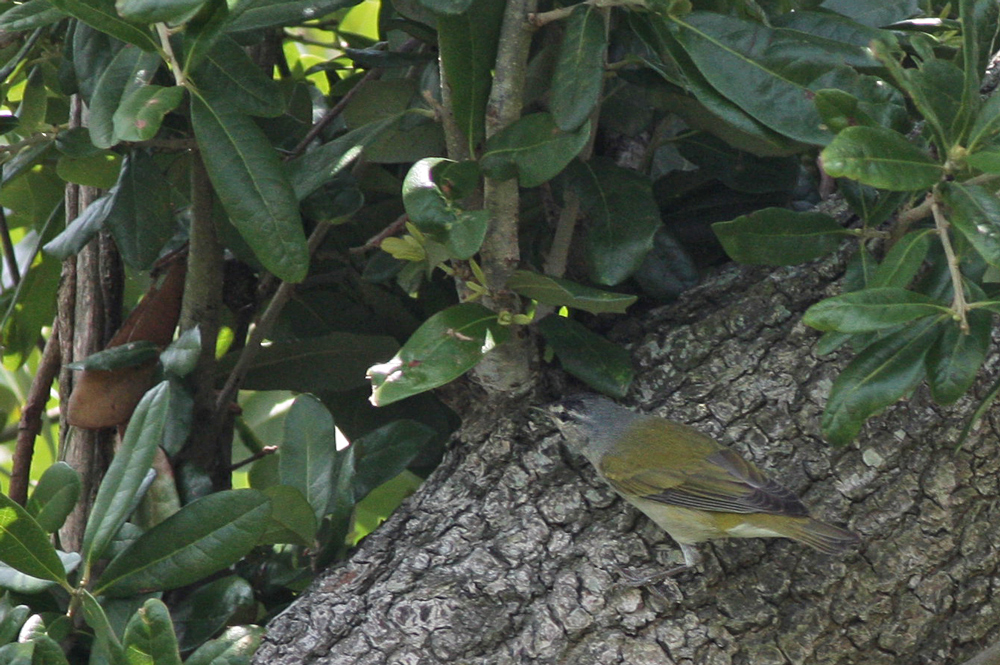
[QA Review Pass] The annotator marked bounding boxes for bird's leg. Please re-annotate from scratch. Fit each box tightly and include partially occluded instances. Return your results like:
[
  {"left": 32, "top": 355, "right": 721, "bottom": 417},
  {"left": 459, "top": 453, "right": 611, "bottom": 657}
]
[{"left": 613, "top": 542, "right": 703, "bottom": 586}]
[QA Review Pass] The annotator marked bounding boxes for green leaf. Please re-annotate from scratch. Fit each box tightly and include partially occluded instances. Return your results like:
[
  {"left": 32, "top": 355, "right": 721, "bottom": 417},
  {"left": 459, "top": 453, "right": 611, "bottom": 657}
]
[
  {"left": 480, "top": 113, "right": 590, "bottom": 187},
  {"left": 418, "top": 0, "right": 471, "bottom": 12},
  {"left": 803, "top": 287, "right": 948, "bottom": 332},
  {"left": 0, "top": 494, "right": 65, "bottom": 584},
  {"left": 193, "top": 37, "right": 284, "bottom": 118},
  {"left": 64, "top": 341, "right": 159, "bottom": 371},
  {"left": 870, "top": 229, "right": 933, "bottom": 288},
  {"left": 56, "top": 152, "right": 122, "bottom": 189},
  {"left": 568, "top": 158, "right": 660, "bottom": 285},
  {"left": 819, "top": 0, "right": 920, "bottom": 27},
  {"left": 80, "top": 590, "right": 125, "bottom": 665},
  {"left": 353, "top": 420, "right": 434, "bottom": 501},
  {"left": 95, "top": 489, "right": 271, "bottom": 597},
  {"left": 0, "top": 597, "right": 29, "bottom": 647},
  {"left": 48, "top": 0, "right": 157, "bottom": 49},
  {"left": 0, "top": 642, "right": 32, "bottom": 664},
  {"left": 537, "top": 315, "right": 633, "bottom": 398},
  {"left": 258, "top": 486, "right": 317, "bottom": 546},
  {"left": 506, "top": 270, "right": 637, "bottom": 314},
  {"left": 88, "top": 46, "right": 163, "bottom": 149},
  {"left": 771, "top": 10, "right": 891, "bottom": 67},
  {"left": 121, "top": 599, "right": 181, "bottom": 665},
  {"left": 821, "top": 317, "right": 942, "bottom": 445},
  {"left": 368, "top": 303, "right": 510, "bottom": 407},
  {"left": 112, "top": 85, "right": 185, "bottom": 143},
  {"left": 183, "top": 626, "right": 263, "bottom": 665},
  {"left": 226, "top": 333, "right": 399, "bottom": 393},
  {"left": 280, "top": 395, "right": 338, "bottom": 522},
  {"left": 0, "top": 0, "right": 66, "bottom": 31},
  {"left": 158, "top": 379, "right": 194, "bottom": 458},
  {"left": 401, "top": 158, "right": 489, "bottom": 259},
  {"left": 105, "top": 150, "right": 177, "bottom": 270},
  {"left": 551, "top": 4, "right": 606, "bottom": 131},
  {"left": 0, "top": 551, "right": 79, "bottom": 594},
  {"left": 436, "top": 0, "right": 503, "bottom": 144},
  {"left": 966, "top": 149, "right": 1000, "bottom": 173},
  {"left": 227, "top": 0, "right": 359, "bottom": 32},
  {"left": 160, "top": 327, "right": 201, "bottom": 378},
  {"left": 713, "top": 208, "right": 849, "bottom": 265},
  {"left": 821, "top": 125, "right": 942, "bottom": 191},
  {"left": 941, "top": 181, "right": 1000, "bottom": 267},
  {"left": 174, "top": 576, "right": 255, "bottom": 653},
  {"left": 191, "top": 92, "right": 308, "bottom": 283},
  {"left": 670, "top": 13, "right": 837, "bottom": 145},
  {"left": 286, "top": 116, "right": 398, "bottom": 200},
  {"left": 968, "top": 93, "right": 1000, "bottom": 151},
  {"left": 27, "top": 634, "right": 68, "bottom": 665},
  {"left": 26, "top": 462, "right": 81, "bottom": 534},
  {"left": 41, "top": 191, "right": 115, "bottom": 260},
  {"left": 82, "top": 382, "right": 172, "bottom": 566},
  {"left": 116, "top": 0, "right": 206, "bottom": 23},
  {"left": 926, "top": 309, "right": 991, "bottom": 404}
]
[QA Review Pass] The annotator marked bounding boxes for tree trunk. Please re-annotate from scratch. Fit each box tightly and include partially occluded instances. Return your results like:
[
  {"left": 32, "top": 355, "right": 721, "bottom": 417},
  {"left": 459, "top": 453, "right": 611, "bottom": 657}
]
[{"left": 256, "top": 252, "right": 1000, "bottom": 665}]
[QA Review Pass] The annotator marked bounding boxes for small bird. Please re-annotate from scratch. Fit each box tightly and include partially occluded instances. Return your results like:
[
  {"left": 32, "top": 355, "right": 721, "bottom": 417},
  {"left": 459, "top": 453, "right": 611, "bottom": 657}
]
[{"left": 548, "top": 395, "right": 858, "bottom": 575}]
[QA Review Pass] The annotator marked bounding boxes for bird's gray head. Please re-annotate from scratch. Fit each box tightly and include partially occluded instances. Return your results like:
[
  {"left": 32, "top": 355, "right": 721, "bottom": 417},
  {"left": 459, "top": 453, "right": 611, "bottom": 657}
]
[{"left": 547, "top": 395, "right": 640, "bottom": 462}]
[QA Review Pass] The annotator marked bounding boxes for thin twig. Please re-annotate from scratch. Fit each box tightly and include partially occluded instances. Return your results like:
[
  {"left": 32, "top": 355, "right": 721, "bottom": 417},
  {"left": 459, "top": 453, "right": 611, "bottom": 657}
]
[
  {"left": 287, "top": 67, "right": 383, "bottom": 160},
  {"left": 932, "top": 195, "right": 969, "bottom": 333},
  {"left": 9, "top": 321, "right": 60, "bottom": 506},
  {"left": 230, "top": 446, "right": 277, "bottom": 472},
  {"left": 349, "top": 214, "right": 408, "bottom": 254},
  {"left": 0, "top": 207, "right": 19, "bottom": 289}
]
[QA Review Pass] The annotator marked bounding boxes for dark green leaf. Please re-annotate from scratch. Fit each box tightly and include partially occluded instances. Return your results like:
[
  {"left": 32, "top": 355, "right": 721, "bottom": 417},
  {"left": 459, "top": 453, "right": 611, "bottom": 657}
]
[
  {"left": 0, "top": 493, "right": 65, "bottom": 583},
  {"left": 88, "top": 46, "right": 162, "bottom": 149},
  {"left": 674, "top": 132, "right": 799, "bottom": 194},
  {"left": 229, "top": 333, "right": 398, "bottom": 393},
  {"left": 906, "top": 59, "right": 966, "bottom": 145},
  {"left": 160, "top": 327, "right": 201, "bottom": 378},
  {"left": 480, "top": 113, "right": 590, "bottom": 187},
  {"left": 174, "top": 577, "right": 255, "bottom": 653},
  {"left": 95, "top": 489, "right": 270, "bottom": 597},
  {"left": 870, "top": 229, "right": 933, "bottom": 288},
  {"left": 0, "top": 598, "right": 29, "bottom": 647},
  {"left": 183, "top": 626, "right": 263, "bottom": 665},
  {"left": 417, "top": 0, "right": 471, "bottom": 12},
  {"left": 353, "top": 420, "right": 434, "bottom": 500},
  {"left": 368, "top": 303, "right": 510, "bottom": 407},
  {"left": 968, "top": 93, "right": 1000, "bottom": 151},
  {"left": 436, "top": 0, "right": 503, "bottom": 144},
  {"left": 64, "top": 340, "right": 159, "bottom": 371},
  {"left": 105, "top": 150, "right": 177, "bottom": 270},
  {"left": 821, "top": 126, "right": 942, "bottom": 190},
  {"left": 112, "top": 85, "right": 185, "bottom": 143},
  {"left": 26, "top": 462, "right": 81, "bottom": 533},
  {"left": 227, "top": 0, "right": 360, "bottom": 32},
  {"left": 670, "top": 13, "right": 836, "bottom": 145},
  {"left": 551, "top": 4, "right": 606, "bottom": 131},
  {"left": 258, "top": 486, "right": 317, "bottom": 546},
  {"left": 819, "top": 0, "right": 920, "bottom": 27},
  {"left": 506, "top": 270, "right": 637, "bottom": 314},
  {"left": 80, "top": 590, "right": 125, "bottom": 665},
  {"left": 401, "top": 158, "right": 489, "bottom": 259},
  {"left": 42, "top": 189, "right": 115, "bottom": 260},
  {"left": 27, "top": 634, "right": 67, "bottom": 665},
  {"left": 0, "top": 0, "right": 66, "bottom": 30},
  {"left": 82, "top": 382, "right": 172, "bottom": 565},
  {"left": 194, "top": 37, "right": 284, "bottom": 118},
  {"left": 121, "top": 599, "right": 181, "bottom": 665},
  {"left": 56, "top": 152, "right": 122, "bottom": 188},
  {"left": 158, "top": 378, "right": 193, "bottom": 458},
  {"left": 821, "top": 317, "right": 941, "bottom": 445},
  {"left": 771, "top": 10, "right": 891, "bottom": 66},
  {"left": 941, "top": 181, "right": 1000, "bottom": 267},
  {"left": 926, "top": 310, "right": 991, "bottom": 404},
  {"left": 713, "top": 208, "right": 849, "bottom": 265},
  {"left": 191, "top": 92, "right": 308, "bottom": 283},
  {"left": 286, "top": 116, "right": 397, "bottom": 200},
  {"left": 966, "top": 149, "right": 1000, "bottom": 173},
  {"left": 0, "top": 551, "right": 79, "bottom": 594},
  {"left": 568, "top": 158, "right": 660, "bottom": 285},
  {"left": 280, "top": 395, "right": 338, "bottom": 522},
  {"left": 49, "top": 0, "right": 156, "bottom": 49},
  {"left": 0, "top": 643, "right": 32, "bottom": 664},
  {"left": 537, "top": 315, "right": 633, "bottom": 398},
  {"left": 117, "top": 0, "right": 206, "bottom": 24},
  {"left": 803, "top": 287, "right": 948, "bottom": 332}
]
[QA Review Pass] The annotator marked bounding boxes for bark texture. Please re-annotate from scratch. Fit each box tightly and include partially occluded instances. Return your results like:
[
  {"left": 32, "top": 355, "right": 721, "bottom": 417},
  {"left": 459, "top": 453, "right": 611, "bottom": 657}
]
[{"left": 256, "top": 254, "right": 1000, "bottom": 665}]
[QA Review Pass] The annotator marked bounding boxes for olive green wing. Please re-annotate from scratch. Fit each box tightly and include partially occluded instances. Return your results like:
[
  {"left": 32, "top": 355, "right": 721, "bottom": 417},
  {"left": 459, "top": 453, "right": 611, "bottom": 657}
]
[{"left": 600, "top": 418, "right": 808, "bottom": 516}]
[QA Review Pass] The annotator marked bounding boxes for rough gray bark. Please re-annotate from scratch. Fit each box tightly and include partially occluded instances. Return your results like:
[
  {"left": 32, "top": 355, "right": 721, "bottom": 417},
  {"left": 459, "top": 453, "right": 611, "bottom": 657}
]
[{"left": 256, "top": 252, "right": 1000, "bottom": 665}]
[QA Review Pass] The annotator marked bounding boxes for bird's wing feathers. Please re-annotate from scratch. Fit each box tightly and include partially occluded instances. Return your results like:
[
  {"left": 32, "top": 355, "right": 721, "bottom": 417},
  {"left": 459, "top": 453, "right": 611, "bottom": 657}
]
[{"left": 600, "top": 419, "right": 808, "bottom": 517}]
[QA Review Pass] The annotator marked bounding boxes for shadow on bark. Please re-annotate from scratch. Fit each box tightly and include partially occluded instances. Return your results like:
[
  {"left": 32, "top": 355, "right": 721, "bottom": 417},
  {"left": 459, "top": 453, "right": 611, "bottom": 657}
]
[{"left": 256, "top": 253, "right": 1000, "bottom": 665}]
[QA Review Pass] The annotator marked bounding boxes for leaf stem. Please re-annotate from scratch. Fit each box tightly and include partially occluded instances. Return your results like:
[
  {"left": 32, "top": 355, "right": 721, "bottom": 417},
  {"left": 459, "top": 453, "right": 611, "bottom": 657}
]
[
  {"left": 156, "top": 23, "right": 186, "bottom": 88},
  {"left": 931, "top": 194, "right": 970, "bottom": 333}
]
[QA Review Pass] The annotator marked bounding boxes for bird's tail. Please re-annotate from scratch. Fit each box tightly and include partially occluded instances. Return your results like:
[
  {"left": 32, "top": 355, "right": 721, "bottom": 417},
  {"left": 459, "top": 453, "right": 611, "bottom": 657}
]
[{"left": 782, "top": 517, "right": 860, "bottom": 555}]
